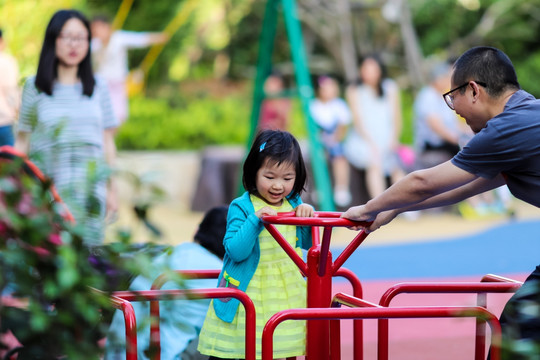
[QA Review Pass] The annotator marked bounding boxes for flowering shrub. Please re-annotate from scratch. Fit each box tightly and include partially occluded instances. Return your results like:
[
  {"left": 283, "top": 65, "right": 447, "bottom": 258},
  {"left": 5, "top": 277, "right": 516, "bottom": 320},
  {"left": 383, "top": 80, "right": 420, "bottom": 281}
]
[{"left": 0, "top": 156, "right": 166, "bottom": 359}]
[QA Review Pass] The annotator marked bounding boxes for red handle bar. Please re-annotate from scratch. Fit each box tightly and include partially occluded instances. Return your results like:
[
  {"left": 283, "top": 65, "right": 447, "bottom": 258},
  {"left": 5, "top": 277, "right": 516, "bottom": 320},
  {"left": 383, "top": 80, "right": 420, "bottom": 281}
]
[{"left": 261, "top": 211, "right": 372, "bottom": 228}]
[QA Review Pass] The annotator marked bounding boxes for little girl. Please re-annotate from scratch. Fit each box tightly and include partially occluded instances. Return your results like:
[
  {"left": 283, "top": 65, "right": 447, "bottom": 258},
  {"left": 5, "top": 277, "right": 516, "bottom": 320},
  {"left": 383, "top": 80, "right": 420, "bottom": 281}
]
[{"left": 198, "top": 129, "right": 314, "bottom": 359}]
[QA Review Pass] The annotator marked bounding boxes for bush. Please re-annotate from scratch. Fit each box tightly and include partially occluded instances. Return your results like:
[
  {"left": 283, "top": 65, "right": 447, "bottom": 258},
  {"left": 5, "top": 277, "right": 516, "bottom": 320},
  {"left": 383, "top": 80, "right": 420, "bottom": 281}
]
[
  {"left": 116, "top": 94, "right": 252, "bottom": 150},
  {"left": 115, "top": 84, "right": 414, "bottom": 151},
  {"left": 0, "top": 156, "right": 168, "bottom": 359}
]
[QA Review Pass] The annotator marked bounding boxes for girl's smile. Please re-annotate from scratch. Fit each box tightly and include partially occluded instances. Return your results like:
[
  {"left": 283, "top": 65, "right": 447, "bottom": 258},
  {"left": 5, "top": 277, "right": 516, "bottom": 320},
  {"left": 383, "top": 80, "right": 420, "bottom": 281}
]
[{"left": 255, "top": 159, "right": 296, "bottom": 206}]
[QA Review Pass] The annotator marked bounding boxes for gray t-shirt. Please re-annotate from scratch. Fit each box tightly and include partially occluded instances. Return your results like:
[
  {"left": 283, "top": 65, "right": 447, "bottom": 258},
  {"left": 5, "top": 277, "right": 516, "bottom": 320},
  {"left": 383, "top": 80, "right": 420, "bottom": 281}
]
[{"left": 452, "top": 90, "right": 540, "bottom": 207}]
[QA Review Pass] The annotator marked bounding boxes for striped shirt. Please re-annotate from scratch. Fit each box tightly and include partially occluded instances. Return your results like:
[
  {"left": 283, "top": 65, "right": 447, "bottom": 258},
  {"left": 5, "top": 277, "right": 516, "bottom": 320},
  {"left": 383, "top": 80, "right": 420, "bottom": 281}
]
[{"left": 18, "top": 76, "right": 118, "bottom": 245}]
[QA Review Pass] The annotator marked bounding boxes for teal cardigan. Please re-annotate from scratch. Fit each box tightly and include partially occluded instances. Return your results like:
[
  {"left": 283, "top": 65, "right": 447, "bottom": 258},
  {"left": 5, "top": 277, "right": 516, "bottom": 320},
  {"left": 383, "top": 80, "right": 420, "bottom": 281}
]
[{"left": 213, "top": 191, "right": 312, "bottom": 323}]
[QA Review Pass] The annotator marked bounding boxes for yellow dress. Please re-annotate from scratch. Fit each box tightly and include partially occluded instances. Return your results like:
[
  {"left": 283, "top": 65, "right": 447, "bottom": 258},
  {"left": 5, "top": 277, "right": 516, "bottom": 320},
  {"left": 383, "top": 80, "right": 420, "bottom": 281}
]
[{"left": 198, "top": 195, "right": 307, "bottom": 359}]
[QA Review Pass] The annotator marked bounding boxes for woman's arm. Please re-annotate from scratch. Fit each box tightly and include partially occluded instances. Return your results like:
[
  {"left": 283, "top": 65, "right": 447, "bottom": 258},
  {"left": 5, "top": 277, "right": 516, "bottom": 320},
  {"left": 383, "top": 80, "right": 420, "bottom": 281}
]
[
  {"left": 15, "top": 78, "right": 38, "bottom": 154},
  {"left": 14, "top": 131, "right": 30, "bottom": 154},
  {"left": 388, "top": 82, "right": 403, "bottom": 148},
  {"left": 103, "top": 128, "right": 118, "bottom": 218},
  {"left": 345, "top": 85, "right": 372, "bottom": 141}
]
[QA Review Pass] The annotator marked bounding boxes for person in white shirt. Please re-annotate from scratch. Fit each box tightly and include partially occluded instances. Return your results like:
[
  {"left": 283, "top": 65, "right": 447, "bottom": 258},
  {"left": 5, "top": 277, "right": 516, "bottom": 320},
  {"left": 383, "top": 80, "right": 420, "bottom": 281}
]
[
  {"left": 91, "top": 15, "right": 168, "bottom": 124},
  {"left": 310, "top": 75, "right": 352, "bottom": 207},
  {"left": 0, "top": 29, "right": 20, "bottom": 146}
]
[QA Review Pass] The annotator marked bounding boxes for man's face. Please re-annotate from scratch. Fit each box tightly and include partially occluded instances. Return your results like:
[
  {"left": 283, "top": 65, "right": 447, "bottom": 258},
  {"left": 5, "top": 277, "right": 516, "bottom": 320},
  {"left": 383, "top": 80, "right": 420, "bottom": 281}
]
[{"left": 449, "top": 77, "right": 489, "bottom": 134}]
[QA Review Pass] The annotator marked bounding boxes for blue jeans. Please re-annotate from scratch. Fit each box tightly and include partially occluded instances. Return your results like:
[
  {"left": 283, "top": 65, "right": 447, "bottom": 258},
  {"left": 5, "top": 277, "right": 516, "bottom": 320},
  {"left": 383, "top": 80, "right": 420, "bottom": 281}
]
[{"left": 0, "top": 124, "right": 14, "bottom": 146}]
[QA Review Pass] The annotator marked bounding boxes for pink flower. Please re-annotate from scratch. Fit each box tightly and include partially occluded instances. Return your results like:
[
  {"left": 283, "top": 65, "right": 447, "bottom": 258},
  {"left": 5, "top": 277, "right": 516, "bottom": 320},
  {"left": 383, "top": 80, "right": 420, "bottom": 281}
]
[
  {"left": 32, "top": 246, "right": 51, "bottom": 257},
  {"left": 48, "top": 233, "right": 62, "bottom": 245},
  {"left": 16, "top": 192, "right": 35, "bottom": 215},
  {"left": 0, "top": 221, "right": 9, "bottom": 237}
]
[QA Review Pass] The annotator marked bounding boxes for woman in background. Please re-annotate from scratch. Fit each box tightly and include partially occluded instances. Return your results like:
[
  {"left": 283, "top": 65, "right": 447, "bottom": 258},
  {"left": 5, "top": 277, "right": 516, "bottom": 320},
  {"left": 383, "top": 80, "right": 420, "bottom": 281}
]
[
  {"left": 344, "top": 54, "right": 405, "bottom": 199},
  {"left": 16, "top": 9, "right": 118, "bottom": 246}
]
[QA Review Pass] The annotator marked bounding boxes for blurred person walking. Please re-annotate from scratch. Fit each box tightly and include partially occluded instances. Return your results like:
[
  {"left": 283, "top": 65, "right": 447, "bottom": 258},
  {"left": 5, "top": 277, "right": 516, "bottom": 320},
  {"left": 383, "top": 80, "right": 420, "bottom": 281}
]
[
  {"left": 91, "top": 15, "right": 168, "bottom": 124},
  {"left": 0, "top": 28, "right": 20, "bottom": 146}
]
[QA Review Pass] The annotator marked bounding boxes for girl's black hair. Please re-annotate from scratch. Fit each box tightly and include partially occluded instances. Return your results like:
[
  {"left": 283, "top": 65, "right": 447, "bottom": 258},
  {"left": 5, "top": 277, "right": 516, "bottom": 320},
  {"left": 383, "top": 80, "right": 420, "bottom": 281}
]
[
  {"left": 35, "top": 9, "right": 95, "bottom": 97},
  {"left": 242, "top": 130, "right": 307, "bottom": 198}
]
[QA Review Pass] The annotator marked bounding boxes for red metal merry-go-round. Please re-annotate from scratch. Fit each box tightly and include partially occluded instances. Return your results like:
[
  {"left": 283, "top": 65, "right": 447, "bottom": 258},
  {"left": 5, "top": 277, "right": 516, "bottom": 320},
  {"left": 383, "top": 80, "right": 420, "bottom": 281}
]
[
  {"left": 1, "top": 145, "right": 522, "bottom": 359},
  {"left": 110, "top": 211, "right": 523, "bottom": 360}
]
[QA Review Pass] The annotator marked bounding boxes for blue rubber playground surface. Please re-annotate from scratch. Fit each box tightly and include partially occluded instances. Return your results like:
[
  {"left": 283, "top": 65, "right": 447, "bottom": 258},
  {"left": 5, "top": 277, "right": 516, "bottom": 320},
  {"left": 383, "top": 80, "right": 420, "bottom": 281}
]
[{"left": 333, "top": 218, "right": 540, "bottom": 281}]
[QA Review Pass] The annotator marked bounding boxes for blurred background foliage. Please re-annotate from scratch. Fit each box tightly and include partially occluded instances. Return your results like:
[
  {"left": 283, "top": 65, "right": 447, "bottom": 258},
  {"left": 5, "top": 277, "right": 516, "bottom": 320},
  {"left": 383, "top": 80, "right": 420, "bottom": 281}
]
[{"left": 1, "top": 0, "right": 540, "bottom": 150}]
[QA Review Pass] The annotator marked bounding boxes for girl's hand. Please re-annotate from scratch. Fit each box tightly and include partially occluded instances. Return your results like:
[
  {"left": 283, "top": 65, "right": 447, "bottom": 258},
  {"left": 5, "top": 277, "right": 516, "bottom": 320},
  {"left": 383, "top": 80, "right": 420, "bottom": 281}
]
[
  {"left": 295, "top": 203, "right": 314, "bottom": 217},
  {"left": 255, "top": 206, "right": 277, "bottom": 218}
]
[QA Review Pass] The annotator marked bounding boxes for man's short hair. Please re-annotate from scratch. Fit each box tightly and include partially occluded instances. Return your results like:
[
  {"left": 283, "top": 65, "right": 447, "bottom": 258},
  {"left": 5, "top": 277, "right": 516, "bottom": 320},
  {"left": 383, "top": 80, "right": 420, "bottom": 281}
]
[{"left": 452, "top": 46, "right": 520, "bottom": 98}]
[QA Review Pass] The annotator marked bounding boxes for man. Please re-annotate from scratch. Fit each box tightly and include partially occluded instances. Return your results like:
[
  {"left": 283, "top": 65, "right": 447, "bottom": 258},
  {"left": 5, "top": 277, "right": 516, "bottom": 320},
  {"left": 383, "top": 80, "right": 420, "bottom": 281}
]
[
  {"left": 342, "top": 46, "right": 540, "bottom": 358},
  {"left": 0, "top": 28, "right": 19, "bottom": 146}
]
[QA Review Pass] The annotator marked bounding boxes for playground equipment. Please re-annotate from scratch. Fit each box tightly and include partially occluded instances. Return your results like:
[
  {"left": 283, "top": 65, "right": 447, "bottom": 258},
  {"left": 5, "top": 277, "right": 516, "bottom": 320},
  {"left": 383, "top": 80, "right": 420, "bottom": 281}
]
[
  {"left": 111, "top": 211, "right": 522, "bottom": 360},
  {"left": 0, "top": 146, "right": 522, "bottom": 359},
  {"left": 259, "top": 212, "right": 522, "bottom": 360}
]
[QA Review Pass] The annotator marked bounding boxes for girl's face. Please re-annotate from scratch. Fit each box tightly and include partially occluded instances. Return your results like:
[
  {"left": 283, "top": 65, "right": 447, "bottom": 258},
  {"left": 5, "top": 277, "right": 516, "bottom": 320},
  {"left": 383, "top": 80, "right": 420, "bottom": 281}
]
[
  {"left": 55, "top": 18, "right": 89, "bottom": 68},
  {"left": 360, "top": 58, "right": 382, "bottom": 87},
  {"left": 318, "top": 78, "right": 339, "bottom": 101},
  {"left": 256, "top": 158, "right": 296, "bottom": 206}
]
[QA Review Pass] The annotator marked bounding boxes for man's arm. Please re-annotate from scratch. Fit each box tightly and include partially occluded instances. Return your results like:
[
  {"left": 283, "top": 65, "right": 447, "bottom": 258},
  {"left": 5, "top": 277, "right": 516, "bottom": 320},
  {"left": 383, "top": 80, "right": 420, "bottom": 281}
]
[
  {"left": 364, "top": 174, "right": 505, "bottom": 232},
  {"left": 342, "top": 160, "right": 503, "bottom": 229}
]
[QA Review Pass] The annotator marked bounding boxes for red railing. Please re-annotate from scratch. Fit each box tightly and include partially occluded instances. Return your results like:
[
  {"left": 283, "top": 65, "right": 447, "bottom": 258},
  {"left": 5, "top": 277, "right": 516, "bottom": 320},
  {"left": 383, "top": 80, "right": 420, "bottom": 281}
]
[
  {"left": 107, "top": 294, "right": 138, "bottom": 360},
  {"left": 147, "top": 267, "right": 364, "bottom": 360},
  {"left": 262, "top": 211, "right": 370, "bottom": 360},
  {"left": 147, "top": 269, "right": 220, "bottom": 359},
  {"left": 377, "top": 274, "right": 522, "bottom": 360},
  {"left": 261, "top": 305, "right": 502, "bottom": 360},
  {"left": 113, "top": 287, "right": 256, "bottom": 360}
]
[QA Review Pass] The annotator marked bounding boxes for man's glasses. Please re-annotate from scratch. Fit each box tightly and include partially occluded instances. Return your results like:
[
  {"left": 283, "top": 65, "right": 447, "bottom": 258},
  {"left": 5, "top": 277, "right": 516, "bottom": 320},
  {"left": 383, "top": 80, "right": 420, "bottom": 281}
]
[{"left": 443, "top": 81, "right": 487, "bottom": 110}]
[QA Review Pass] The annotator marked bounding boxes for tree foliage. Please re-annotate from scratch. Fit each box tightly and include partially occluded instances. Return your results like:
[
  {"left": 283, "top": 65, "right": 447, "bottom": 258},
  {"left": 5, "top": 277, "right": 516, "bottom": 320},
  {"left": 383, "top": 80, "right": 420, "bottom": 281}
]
[{"left": 3, "top": 0, "right": 540, "bottom": 150}]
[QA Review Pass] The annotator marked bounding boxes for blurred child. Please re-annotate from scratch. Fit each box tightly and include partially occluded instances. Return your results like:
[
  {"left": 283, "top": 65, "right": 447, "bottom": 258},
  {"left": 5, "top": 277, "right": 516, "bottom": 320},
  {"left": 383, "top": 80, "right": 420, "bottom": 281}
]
[
  {"left": 310, "top": 75, "right": 352, "bottom": 207},
  {"left": 258, "top": 72, "right": 291, "bottom": 131}
]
